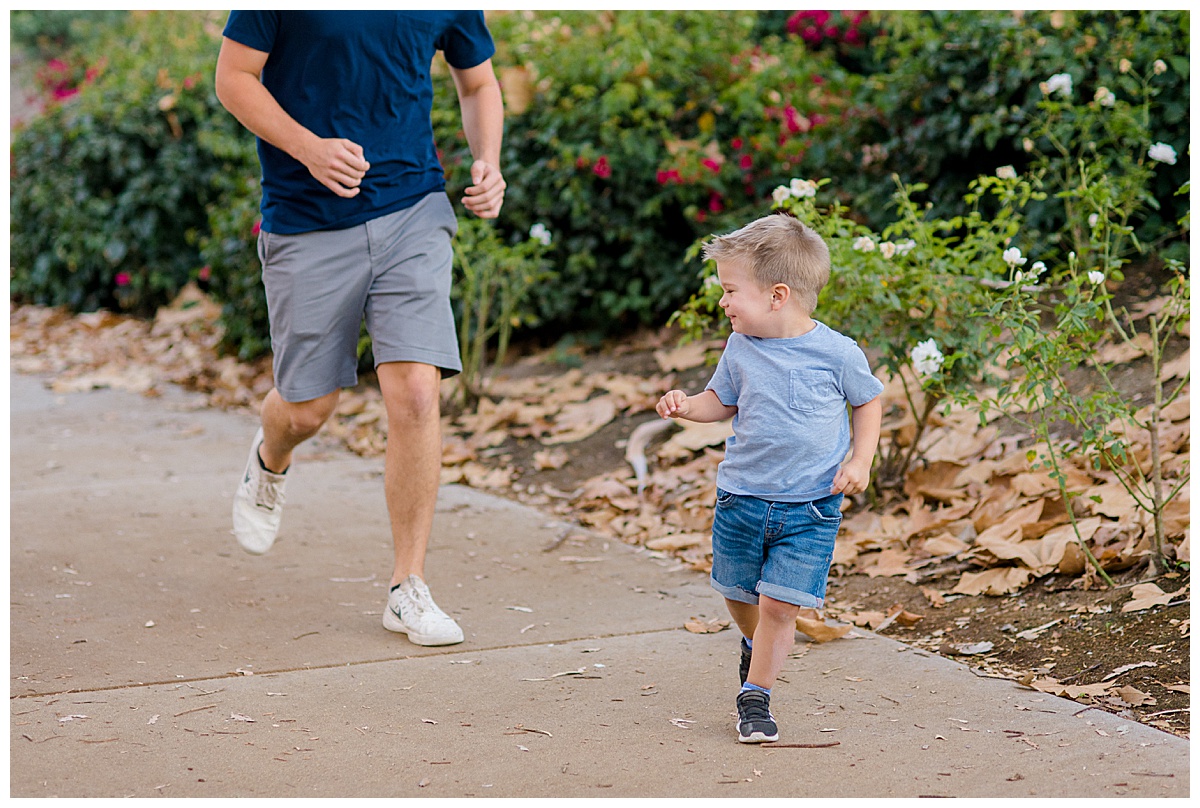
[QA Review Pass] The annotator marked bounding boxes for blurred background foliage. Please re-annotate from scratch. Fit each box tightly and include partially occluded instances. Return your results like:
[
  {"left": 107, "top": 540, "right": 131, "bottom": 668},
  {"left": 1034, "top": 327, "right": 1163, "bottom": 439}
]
[{"left": 9, "top": 9, "right": 1190, "bottom": 361}]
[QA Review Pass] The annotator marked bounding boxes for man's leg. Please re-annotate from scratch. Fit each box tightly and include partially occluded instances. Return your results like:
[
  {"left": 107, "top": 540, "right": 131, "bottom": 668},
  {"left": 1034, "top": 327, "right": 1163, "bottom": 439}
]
[
  {"left": 376, "top": 360, "right": 463, "bottom": 645},
  {"left": 258, "top": 387, "right": 340, "bottom": 473},
  {"left": 375, "top": 361, "right": 442, "bottom": 586},
  {"left": 233, "top": 387, "right": 340, "bottom": 555}
]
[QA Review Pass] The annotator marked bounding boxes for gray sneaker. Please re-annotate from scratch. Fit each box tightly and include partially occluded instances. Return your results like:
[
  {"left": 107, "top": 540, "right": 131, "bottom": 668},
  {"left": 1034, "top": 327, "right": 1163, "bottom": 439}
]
[
  {"left": 382, "top": 575, "right": 464, "bottom": 646},
  {"left": 736, "top": 690, "right": 779, "bottom": 743},
  {"left": 231, "top": 427, "right": 287, "bottom": 555}
]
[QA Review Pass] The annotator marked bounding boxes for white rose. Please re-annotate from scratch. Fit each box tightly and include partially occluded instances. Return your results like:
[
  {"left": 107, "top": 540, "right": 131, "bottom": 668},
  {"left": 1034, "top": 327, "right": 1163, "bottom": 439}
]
[
  {"left": 789, "top": 178, "right": 817, "bottom": 199},
  {"left": 879, "top": 242, "right": 897, "bottom": 259},
  {"left": 852, "top": 236, "right": 875, "bottom": 253},
  {"left": 529, "top": 223, "right": 552, "bottom": 246},
  {"left": 1043, "top": 73, "right": 1073, "bottom": 98},
  {"left": 772, "top": 186, "right": 791, "bottom": 205},
  {"left": 910, "top": 338, "right": 944, "bottom": 377},
  {"left": 1148, "top": 142, "right": 1177, "bottom": 165}
]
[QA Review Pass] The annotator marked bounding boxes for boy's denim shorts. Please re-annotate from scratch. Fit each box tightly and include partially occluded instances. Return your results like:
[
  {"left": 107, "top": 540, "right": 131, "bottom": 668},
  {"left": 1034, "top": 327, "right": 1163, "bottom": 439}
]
[{"left": 710, "top": 488, "right": 843, "bottom": 609}]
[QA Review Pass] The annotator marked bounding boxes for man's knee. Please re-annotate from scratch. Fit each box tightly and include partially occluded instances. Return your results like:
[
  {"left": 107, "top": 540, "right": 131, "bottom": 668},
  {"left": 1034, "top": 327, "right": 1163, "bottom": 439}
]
[
  {"left": 278, "top": 395, "right": 337, "bottom": 438},
  {"left": 379, "top": 363, "right": 441, "bottom": 423}
]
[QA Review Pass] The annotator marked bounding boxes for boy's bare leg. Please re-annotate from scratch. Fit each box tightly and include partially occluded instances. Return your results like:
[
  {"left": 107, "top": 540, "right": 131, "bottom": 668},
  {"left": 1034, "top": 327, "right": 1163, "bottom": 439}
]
[
  {"left": 376, "top": 361, "right": 443, "bottom": 587},
  {"left": 724, "top": 598, "right": 760, "bottom": 641},
  {"left": 745, "top": 594, "right": 800, "bottom": 689},
  {"left": 259, "top": 387, "right": 340, "bottom": 473}
]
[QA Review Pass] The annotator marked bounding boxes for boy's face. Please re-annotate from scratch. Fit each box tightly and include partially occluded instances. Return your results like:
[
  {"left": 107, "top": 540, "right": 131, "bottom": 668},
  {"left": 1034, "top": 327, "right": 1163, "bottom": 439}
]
[{"left": 716, "top": 259, "right": 776, "bottom": 337}]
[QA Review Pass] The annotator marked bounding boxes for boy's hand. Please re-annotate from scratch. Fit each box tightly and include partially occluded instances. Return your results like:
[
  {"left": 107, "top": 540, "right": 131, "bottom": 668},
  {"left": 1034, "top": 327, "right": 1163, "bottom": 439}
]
[
  {"left": 832, "top": 457, "right": 872, "bottom": 496},
  {"left": 656, "top": 390, "right": 690, "bottom": 419}
]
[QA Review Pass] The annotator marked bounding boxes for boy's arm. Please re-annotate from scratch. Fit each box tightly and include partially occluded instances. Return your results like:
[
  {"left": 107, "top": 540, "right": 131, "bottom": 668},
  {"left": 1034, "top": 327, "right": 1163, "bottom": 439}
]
[
  {"left": 656, "top": 389, "right": 737, "bottom": 423},
  {"left": 832, "top": 396, "right": 882, "bottom": 496}
]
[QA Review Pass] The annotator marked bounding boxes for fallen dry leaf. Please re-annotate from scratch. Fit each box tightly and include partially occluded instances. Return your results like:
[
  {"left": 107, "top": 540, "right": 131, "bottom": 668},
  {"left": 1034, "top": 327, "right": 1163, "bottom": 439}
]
[
  {"left": 952, "top": 567, "right": 1031, "bottom": 596},
  {"left": 1113, "top": 685, "right": 1156, "bottom": 707},
  {"left": 1122, "top": 582, "right": 1185, "bottom": 613},
  {"left": 795, "top": 614, "right": 852, "bottom": 643},
  {"left": 684, "top": 616, "right": 731, "bottom": 634}
]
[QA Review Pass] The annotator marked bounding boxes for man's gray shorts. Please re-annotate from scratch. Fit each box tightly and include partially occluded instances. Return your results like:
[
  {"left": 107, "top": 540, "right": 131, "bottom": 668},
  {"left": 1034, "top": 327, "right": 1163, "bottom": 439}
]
[{"left": 257, "top": 192, "right": 461, "bottom": 403}]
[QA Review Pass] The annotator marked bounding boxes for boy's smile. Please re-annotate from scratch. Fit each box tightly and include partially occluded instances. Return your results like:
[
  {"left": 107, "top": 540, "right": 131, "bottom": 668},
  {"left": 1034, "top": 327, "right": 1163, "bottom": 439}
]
[{"left": 717, "top": 259, "right": 776, "bottom": 337}]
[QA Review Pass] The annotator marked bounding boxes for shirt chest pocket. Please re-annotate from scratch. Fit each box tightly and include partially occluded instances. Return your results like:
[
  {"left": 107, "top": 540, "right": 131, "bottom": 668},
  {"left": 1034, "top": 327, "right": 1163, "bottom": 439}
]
[{"left": 789, "top": 369, "right": 840, "bottom": 413}]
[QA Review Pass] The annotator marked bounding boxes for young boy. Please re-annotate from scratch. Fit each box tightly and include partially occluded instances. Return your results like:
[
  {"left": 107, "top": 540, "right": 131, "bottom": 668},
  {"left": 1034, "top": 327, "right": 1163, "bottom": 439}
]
[{"left": 656, "top": 213, "right": 883, "bottom": 743}]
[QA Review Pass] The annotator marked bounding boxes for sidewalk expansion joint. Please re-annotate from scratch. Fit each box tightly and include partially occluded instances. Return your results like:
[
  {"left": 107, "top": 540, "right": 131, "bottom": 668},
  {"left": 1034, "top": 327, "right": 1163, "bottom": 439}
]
[{"left": 10, "top": 624, "right": 686, "bottom": 700}]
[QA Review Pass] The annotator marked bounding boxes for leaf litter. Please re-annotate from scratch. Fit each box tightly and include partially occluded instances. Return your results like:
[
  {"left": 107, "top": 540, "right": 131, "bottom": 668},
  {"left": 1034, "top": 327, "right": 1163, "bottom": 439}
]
[{"left": 9, "top": 293, "right": 1188, "bottom": 737}]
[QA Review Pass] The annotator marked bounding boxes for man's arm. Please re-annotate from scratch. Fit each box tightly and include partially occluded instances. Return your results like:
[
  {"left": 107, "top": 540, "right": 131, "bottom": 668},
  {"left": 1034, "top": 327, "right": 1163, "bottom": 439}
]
[
  {"left": 448, "top": 59, "right": 505, "bottom": 218},
  {"left": 214, "top": 36, "right": 369, "bottom": 199}
]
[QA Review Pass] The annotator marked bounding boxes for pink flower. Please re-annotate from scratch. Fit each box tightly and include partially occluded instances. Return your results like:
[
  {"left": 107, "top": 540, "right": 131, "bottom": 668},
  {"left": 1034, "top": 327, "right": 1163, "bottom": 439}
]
[
  {"left": 731, "top": 137, "right": 744, "bottom": 151},
  {"left": 784, "top": 106, "right": 802, "bottom": 134},
  {"left": 198, "top": 265, "right": 211, "bottom": 282},
  {"left": 825, "top": 25, "right": 839, "bottom": 38},
  {"left": 183, "top": 76, "right": 195, "bottom": 90},
  {"left": 739, "top": 154, "right": 753, "bottom": 170},
  {"left": 812, "top": 75, "right": 825, "bottom": 85},
  {"left": 85, "top": 67, "right": 100, "bottom": 83},
  {"left": 708, "top": 192, "right": 723, "bottom": 213},
  {"left": 593, "top": 156, "right": 611, "bottom": 179},
  {"left": 810, "top": 113, "right": 827, "bottom": 127},
  {"left": 115, "top": 272, "right": 131, "bottom": 287},
  {"left": 53, "top": 87, "right": 79, "bottom": 101},
  {"left": 656, "top": 169, "right": 682, "bottom": 185},
  {"left": 251, "top": 220, "right": 262, "bottom": 236},
  {"left": 844, "top": 26, "right": 863, "bottom": 46},
  {"left": 801, "top": 26, "right": 821, "bottom": 44},
  {"left": 46, "top": 58, "right": 68, "bottom": 74},
  {"left": 701, "top": 157, "right": 721, "bottom": 173}
]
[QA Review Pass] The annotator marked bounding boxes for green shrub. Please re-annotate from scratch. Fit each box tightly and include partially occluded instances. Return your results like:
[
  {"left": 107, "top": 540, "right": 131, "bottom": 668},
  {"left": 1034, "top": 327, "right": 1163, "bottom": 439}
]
[
  {"left": 432, "top": 10, "right": 860, "bottom": 333},
  {"left": 805, "top": 10, "right": 1189, "bottom": 252},
  {"left": 10, "top": 10, "right": 243, "bottom": 315}
]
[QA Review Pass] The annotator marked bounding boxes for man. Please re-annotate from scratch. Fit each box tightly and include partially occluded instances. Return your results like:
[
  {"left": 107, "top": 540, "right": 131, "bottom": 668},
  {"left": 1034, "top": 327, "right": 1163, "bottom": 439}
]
[{"left": 215, "top": 11, "right": 505, "bottom": 646}]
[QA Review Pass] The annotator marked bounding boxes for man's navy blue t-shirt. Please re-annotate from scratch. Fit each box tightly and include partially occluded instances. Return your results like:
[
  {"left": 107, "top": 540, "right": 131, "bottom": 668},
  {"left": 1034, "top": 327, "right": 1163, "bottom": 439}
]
[{"left": 223, "top": 11, "right": 495, "bottom": 234}]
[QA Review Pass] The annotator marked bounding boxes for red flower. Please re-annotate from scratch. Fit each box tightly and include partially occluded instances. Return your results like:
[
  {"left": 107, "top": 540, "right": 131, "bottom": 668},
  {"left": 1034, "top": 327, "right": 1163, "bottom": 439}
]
[
  {"left": 810, "top": 113, "right": 827, "bottom": 127},
  {"left": 801, "top": 25, "right": 821, "bottom": 44},
  {"left": 657, "top": 169, "right": 682, "bottom": 185},
  {"left": 824, "top": 25, "right": 839, "bottom": 38},
  {"left": 251, "top": 220, "right": 262, "bottom": 236},
  {"left": 708, "top": 192, "right": 723, "bottom": 213},
  {"left": 576, "top": 156, "right": 589, "bottom": 169},
  {"left": 46, "top": 58, "right": 69, "bottom": 74},
  {"left": 739, "top": 154, "right": 753, "bottom": 170},
  {"left": 731, "top": 137, "right": 744, "bottom": 151},
  {"left": 844, "top": 26, "right": 863, "bottom": 46},
  {"left": 812, "top": 75, "right": 825, "bottom": 86},
  {"left": 593, "top": 156, "right": 611, "bottom": 179},
  {"left": 784, "top": 106, "right": 802, "bottom": 134},
  {"left": 695, "top": 210, "right": 707, "bottom": 223},
  {"left": 53, "top": 87, "right": 79, "bottom": 101},
  {"left": 115, "top": 272, "right": 131, "bottom": 287},
  {"left": 701, "top": 157, "right": 721, "bottom": 173},
  {"left": 198, "top": 265, "right": 211, "bottom": 282}
]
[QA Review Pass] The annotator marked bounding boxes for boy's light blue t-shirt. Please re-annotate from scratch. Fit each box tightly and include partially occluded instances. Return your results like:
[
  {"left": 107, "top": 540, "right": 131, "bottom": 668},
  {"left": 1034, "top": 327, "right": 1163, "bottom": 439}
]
[{"left": 705, "top": 323, "right": 884, "bottom": 502}]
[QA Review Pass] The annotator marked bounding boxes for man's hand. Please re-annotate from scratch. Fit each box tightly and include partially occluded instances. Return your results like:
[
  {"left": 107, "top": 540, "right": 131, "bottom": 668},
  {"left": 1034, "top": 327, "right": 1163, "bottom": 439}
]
[
  {"left": 462, "top": 159, "right": 506, "bottom": 218},
  {"left": 831, "top": 457, "right": 871, "bottom": 496},
  {"left": 301, "top": 137, "right": 370, "bottom": 198}
]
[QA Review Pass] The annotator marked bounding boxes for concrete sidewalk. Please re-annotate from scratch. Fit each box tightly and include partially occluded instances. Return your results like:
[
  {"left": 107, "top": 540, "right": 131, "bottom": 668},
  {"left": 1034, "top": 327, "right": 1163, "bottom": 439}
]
[{"left": 8, "top": 371, "right": 1190, "bottom": 798}]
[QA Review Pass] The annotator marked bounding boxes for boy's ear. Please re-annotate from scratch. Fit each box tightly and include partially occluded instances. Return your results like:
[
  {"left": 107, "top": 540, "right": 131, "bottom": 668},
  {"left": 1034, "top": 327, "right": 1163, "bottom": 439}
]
[{"left": 771, "top": 283, "right": 791, "bottom": 310}]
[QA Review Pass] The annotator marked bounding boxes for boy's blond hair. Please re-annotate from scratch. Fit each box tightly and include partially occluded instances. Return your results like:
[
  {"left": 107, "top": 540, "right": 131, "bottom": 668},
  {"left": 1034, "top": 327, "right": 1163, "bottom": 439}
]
[{"left": 702, "top": 214, "right": 830, "bottom": 314}]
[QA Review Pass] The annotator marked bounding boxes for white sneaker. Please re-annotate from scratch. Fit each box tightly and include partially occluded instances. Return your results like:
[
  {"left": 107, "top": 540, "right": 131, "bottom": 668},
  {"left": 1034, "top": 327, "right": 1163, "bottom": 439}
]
[
  {"left": 382, "top": 575, "right": 464, "bottom": 646},
  {"left": 231, "top": 427, "right": 287, "bottom": 555}
]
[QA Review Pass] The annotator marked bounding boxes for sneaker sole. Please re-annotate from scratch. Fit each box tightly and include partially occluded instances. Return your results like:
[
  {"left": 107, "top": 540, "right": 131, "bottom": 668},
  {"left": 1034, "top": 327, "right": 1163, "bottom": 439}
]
[
  {"left": 738, "top": 728, "right": 779, "bottom": 743},
  {"left": 382, "top": 611, "right": 464, "bottom": 646}
]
